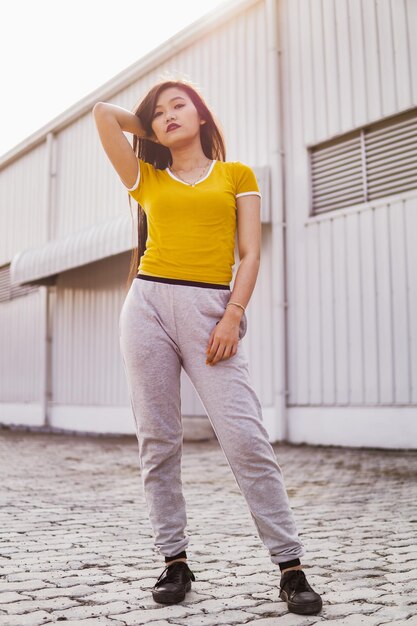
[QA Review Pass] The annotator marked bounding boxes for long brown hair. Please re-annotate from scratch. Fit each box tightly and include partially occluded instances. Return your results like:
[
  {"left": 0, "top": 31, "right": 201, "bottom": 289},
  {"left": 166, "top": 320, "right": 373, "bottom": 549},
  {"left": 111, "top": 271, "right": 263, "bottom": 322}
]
[{"left": 125, "top": 77, "right": 227, "bottom": 292}]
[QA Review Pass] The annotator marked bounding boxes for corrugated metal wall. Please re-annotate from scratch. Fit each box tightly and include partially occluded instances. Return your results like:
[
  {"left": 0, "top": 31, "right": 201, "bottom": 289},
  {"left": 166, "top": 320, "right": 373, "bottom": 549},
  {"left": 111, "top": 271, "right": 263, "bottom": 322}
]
[
  {"left": 53, "top": 253, "right": 219, "bottom": 418},
  {"left": 5, "top": 0, "right": 416, "bottom": 440},
  {"left": 53, "top": 255, "right": 129, "bottom": 406},
  {"left": 282, "top": 0, "right": 417, "bottom": 406},
  {"left": 0, "top": 290, "right": 43, "bottom": 402},
  {"left": 0, "top": 144, "right": 48, "bottom": 265},
  {"left": 1, "top": 0, "right": 275, "bottom": 427}
]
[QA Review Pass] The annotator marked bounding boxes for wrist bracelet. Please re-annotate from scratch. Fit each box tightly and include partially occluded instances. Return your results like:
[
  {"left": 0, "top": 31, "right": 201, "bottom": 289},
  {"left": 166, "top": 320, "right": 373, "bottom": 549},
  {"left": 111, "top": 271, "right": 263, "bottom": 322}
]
[{"left": 226, "top": 301, "right": 245, "bottom": 312}]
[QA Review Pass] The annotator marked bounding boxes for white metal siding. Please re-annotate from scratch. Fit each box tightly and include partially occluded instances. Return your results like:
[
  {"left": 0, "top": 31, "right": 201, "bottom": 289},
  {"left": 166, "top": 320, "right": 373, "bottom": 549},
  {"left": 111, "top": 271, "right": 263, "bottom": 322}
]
[
  {"left": 52, "top": 253, "right": 211, "bottom": 419},
  {"left": 53, "top": 254, "right": 130, "bottom": 407},
  {"left": 301, "top": 193, "right": 417, "bottom": 406},
  {"left": 0, "top": 290, "right": 43, "bottom": 401},
  {"left": 1, "top": 0, "right": 274, "bottom": 429},
  {"left": 283, "top": 0, "right": 417, "bottom": 407},
  {"left": 0, "top": 144, "right": 48, "bottom": 265}
]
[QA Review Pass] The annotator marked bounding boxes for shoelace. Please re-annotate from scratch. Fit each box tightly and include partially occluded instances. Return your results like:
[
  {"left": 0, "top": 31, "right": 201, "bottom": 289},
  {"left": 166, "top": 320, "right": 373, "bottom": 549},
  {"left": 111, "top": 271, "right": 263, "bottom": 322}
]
[
  {"left": 154, "top": 562, "right": 195, "bottom": 588},
  {"left": 280, "top": 569, "right": 312, "bottom": 594}
]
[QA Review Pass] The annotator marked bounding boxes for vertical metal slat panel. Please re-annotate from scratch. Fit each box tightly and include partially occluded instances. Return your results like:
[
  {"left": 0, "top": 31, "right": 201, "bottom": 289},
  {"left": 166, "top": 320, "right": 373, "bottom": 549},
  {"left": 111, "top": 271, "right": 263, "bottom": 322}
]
[
  {"left": 406, "top": 0, "right": 417, "bottom": 103},
  {"left": 332, "top": 216, "right": 349, "bottom": 403},
  {"left": 0, "top": 144, "right": 48, "bottom": 264},
  {"left": 321, "top": 0, "right": 340, "bottom": 133},
  {"left": 391, "top": 0, "right": 413, "bottom": 110},
  {"left": 359, "top": 208, "right": 379, "bottom": 403},
  {"left": 404, "top": 195, "right": 417, "bottom": 403},
  {"left": 375, "top": 0, "right": 398, "bottom": 116},
  {"left": 310, "top": 0, "right": 328, "bottom": 139},
  {"left": 334, "top": 0, "right": 354, "bottom": 132},
  {"left": 53, "top": 254, "right": 131, "bottom": 406},
  {"left": 345, "top": 212, "right": 364, "bottom": 403},
  {"left": 390, "top": 200, "right": 411, "bottom": 403},
  {"left": 319, "top": 219, "right": 336, "bottom": 403},
  {"left": 0, "top": 290, "right": 42, "bottom": 401},
  {"left": 285, "top": 0, "right": 310, "bottom": 405},
  {"left": 306, "top": 222, "right": 322, "bottom": 404},
  {"left": 374, "top": 205, "right": 394, "bottom": 403},
  {"left": 348, "top": 0, "right": 368, "bottom": 127},
  {"left": 298, "top": 0, "right": 315, "bottom": 144},
  {"left": 360, "top": 0, "right": 383, "bottom": 123}
]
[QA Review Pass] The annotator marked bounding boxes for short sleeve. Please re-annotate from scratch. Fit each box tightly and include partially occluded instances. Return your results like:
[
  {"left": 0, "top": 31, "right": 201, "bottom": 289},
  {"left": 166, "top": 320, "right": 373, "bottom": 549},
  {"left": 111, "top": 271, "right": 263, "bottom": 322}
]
[
  {"left": 120, "top": 157, "right": 142, "bottom": 202},
  {"left": 233, "top": 162, "right": 262, "bottom": 199}
]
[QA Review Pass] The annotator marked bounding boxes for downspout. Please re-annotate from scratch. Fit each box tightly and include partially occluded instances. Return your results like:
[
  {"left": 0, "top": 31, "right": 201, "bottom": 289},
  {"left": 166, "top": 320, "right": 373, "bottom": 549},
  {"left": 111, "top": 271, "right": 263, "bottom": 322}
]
[
  {"left": 40, "top": 132, "right": 56, "bottom": 427},
  {"left": 265, "top": 0, "right": 289, "bottom": 441}
]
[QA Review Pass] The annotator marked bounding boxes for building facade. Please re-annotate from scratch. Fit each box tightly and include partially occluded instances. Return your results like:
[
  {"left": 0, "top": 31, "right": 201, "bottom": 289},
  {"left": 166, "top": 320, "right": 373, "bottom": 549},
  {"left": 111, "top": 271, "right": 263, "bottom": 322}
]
[{"left": 1, "top": 0, "right": 416, "bottom": 448}]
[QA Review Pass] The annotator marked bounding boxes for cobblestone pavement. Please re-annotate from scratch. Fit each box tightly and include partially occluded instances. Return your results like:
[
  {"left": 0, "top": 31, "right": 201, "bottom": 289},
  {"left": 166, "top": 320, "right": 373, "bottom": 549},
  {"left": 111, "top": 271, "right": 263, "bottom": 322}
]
[{"left": 1, "top": 426, "right": 417, "bottom": 626}]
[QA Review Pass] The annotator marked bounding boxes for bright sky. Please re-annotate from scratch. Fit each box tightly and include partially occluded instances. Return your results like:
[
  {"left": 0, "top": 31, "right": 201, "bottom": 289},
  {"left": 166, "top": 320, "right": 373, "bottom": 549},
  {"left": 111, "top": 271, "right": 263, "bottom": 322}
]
[{"left": 0, "top": 0, "right": 228, "bottom": 158}]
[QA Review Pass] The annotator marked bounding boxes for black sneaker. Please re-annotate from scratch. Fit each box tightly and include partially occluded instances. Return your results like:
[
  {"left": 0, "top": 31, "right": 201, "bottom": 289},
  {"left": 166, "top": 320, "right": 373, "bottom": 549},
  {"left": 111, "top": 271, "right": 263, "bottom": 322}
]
[
  {"left": 279, "top": 569, "right": 322, "bottom": 615},
  {"left": 152, "top": 561, "right": 196, "bottom": 604}
]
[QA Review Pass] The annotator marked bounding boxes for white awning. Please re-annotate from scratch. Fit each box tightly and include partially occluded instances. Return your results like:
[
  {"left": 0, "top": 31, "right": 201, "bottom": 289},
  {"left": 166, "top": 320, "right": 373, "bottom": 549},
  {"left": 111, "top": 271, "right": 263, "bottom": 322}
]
[{"left": 10, "top": 213, "right": 137, "bottom": 286}]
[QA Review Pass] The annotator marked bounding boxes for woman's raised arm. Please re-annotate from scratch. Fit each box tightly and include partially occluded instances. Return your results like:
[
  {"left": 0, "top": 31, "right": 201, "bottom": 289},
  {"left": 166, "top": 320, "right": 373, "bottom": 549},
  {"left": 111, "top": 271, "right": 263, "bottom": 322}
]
[{"left": 92, "top": 102, "right": 146, "bottom": 189}]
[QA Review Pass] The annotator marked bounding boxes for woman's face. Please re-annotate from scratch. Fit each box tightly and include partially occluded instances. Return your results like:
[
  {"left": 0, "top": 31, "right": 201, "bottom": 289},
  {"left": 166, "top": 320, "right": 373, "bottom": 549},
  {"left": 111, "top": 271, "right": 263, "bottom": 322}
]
[{"left": 150, "top": 87, "right": 205, "bottom": 148}]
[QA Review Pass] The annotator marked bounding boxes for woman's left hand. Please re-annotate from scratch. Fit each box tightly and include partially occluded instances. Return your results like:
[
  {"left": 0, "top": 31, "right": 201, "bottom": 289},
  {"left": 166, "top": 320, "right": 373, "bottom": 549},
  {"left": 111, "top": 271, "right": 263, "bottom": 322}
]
[{"left": 206, "top": 317, "right": 240, "bottom": 366}]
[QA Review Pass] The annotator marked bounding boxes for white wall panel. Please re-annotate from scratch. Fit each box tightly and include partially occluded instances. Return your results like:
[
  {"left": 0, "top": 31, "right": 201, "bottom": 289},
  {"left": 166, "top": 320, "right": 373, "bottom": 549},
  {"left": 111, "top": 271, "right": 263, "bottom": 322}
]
[
  {"left": 349, "top": 0, "right": 368, "bottom": 127},
  {"left": 407, "top": 0, "right": 417, "bottom": 102},
  {"left": 0, "top": 144, "right": 47, "bottom": 264},
  {"left": 345, "top": 212, "right": 364, "bottom": 403},
  {"left": 361, "top": 0, "right": 383, "bottom": 122},
  {"left": 55, "top": 115, "right": 124, "bottom": 238},
  {"left": 0, "top": 290, "right": 42, "bottom": 401},
  {"left": 51, "top": 252, "right": 217, "bottom": 420},
  {"left": 284, "top": 0, "right": 417, "bottom": 409},
  {"left": 319, "top": 219, "right": 335, "bottom": 405},
  {"left": 306, "top": 221, "right": 321, "bottom": 405},
  {"left": 360, "top": 209, "right": 379, "bottom": 404},
  {"left": 322, "top": 0, "right": 340, "bottom": 132},
  {"left": 391, "top": 0, "right": 413, "bottom": 110},
  {"left": 332, "top": 216, "right": 349, "bottom": 404},
  {"left": 405, "top": 196, "right": 417, "bottom": 403},
  {"left": 390, "top": 200, "right": 410, "bottom": 404},
  {"left": 53, "top": 254, "right": 130, "bottom": 406},
  {"left": 377, "top": 0, "right": 398, "bottom": 115},
  {"left": 374, "top": 205, "right": 394, "bottom": 403},
  {"left": 283, "top": 0, "right": 309, "bottom": 404},
  {"left": 289, "top": 193, "right": 417, "bottom": 407},
  {"left": 288, "top": 0, "right": 417, "bottom": 145}
]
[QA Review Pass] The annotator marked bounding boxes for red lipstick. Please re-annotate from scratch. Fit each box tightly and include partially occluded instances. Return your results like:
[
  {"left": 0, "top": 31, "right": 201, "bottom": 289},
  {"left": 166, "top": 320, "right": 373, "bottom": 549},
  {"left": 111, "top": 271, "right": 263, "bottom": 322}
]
[{"left": 167, "top": 123, "right": 180, "bottom": 132}]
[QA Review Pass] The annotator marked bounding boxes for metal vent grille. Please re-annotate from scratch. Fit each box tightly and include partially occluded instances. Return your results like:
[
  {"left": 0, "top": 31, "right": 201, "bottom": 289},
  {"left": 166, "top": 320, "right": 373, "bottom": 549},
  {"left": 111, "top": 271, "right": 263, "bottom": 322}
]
[{"left": 310, "top": 108, "right": 417, "bottom": 214}]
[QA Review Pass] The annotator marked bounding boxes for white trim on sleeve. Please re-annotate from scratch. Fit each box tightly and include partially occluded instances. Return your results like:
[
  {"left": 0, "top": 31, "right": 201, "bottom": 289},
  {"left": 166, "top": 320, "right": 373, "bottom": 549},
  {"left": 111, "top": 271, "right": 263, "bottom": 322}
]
[
  {"left": 122, "top": 162, "right": 141, "bottom": 191},
  {"left": 235, "top": 191, "right": 262, "bottom": 198}
]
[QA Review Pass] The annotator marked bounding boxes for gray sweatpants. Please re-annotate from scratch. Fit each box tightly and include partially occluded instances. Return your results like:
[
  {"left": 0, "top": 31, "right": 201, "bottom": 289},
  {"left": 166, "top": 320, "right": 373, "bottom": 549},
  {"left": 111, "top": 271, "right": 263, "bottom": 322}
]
[{"left": 118, "top": 276, "right": 305, "bottom": 566}]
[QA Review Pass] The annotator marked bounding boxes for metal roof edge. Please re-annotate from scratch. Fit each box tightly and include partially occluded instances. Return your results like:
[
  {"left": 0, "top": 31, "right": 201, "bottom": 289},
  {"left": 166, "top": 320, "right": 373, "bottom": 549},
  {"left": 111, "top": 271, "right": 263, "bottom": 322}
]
[{"left": 0, "top": 0, "right": 262, "bottom": 169}]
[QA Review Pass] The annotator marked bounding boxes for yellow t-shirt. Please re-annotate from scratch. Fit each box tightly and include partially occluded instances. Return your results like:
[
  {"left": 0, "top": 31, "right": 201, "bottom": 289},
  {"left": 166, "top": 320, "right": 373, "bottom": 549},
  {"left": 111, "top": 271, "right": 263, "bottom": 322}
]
[{"left": 123, "top": 158, "right": 261, "bottom": 285}]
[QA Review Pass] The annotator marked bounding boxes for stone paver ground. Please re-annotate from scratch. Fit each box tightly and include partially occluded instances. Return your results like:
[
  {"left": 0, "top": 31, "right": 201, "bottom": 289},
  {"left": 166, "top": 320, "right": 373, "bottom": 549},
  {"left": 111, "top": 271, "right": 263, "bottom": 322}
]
[{"left": 1, "top": 425, "right": 416, "bottom": 626}]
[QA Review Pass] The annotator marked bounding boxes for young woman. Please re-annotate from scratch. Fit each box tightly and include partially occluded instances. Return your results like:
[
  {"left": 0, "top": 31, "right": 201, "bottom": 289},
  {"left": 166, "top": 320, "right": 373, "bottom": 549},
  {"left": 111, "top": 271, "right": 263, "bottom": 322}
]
[{"left": 92, "top": 78, "right": 322, "bottom": 615}]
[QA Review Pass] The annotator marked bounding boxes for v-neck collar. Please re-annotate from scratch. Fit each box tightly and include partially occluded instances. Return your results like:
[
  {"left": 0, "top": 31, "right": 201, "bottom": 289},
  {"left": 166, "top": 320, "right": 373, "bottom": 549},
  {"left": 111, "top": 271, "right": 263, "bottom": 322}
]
[{"left": 165, "top": 159, "right": 217, "bottom": 187}]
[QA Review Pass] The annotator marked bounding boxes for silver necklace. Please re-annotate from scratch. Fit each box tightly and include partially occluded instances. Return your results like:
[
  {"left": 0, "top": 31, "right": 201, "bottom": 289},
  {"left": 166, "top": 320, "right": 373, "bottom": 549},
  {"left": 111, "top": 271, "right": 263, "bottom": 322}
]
[{"left": 169, "top": 160, "right": 212, "bottom": 187}]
